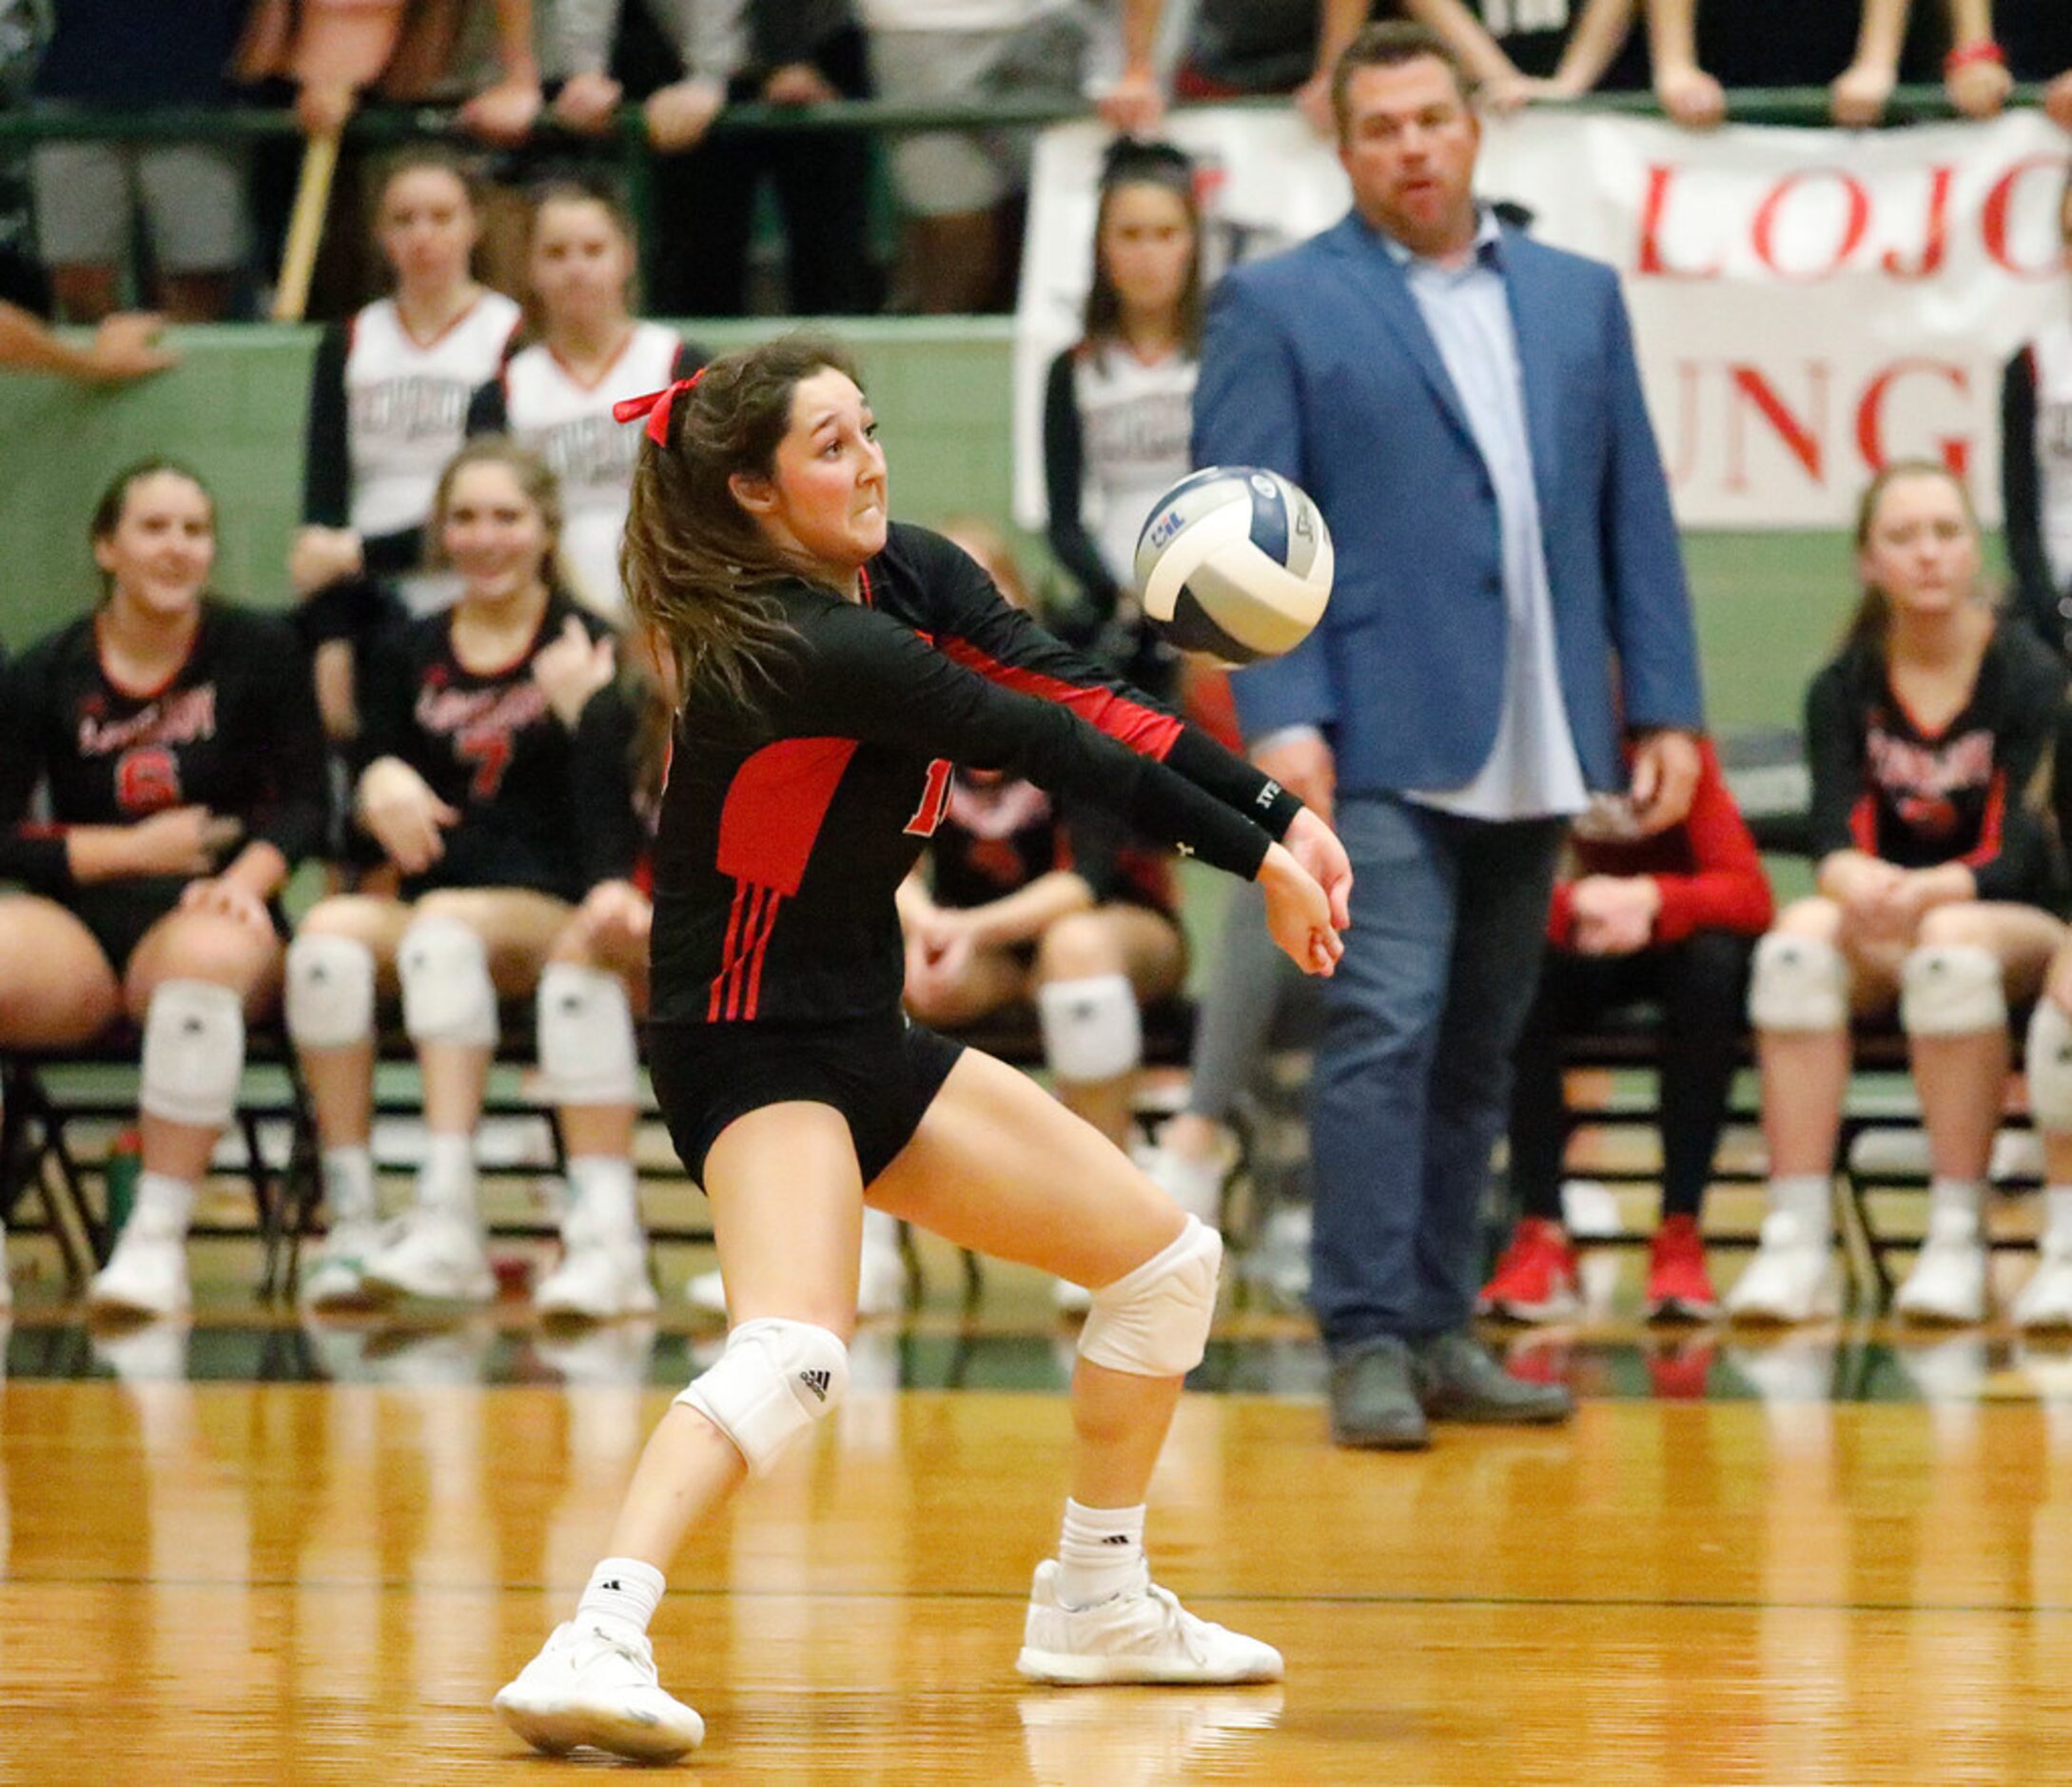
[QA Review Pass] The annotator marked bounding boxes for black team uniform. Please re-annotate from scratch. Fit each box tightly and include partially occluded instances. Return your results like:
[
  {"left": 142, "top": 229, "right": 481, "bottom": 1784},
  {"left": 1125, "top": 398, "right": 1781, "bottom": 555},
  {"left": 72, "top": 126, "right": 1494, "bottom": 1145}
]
[
  {"left": 355, "top": 591, "right": 634, "bottom": 902},
  {"left": 0, "top": 603, "right": 328, "bottom": 963},
  {"left": 645, "top": 522, "right": 1301, "bottom": 1184}
]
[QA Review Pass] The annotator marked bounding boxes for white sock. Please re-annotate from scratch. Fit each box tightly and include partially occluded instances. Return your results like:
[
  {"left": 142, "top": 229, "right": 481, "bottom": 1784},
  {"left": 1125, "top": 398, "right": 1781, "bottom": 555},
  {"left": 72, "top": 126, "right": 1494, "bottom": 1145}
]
[
  {"left": 1768, "top": 1174, "right": 1830, "bottom": 1236},
  {"left": 133, "top": 1171, "right": 195, "bottom": 1234},
  {"left": 419, "top": 1133, "right": 477, "bottom": 1214},
  {"left": 2045, "top": 1186, "right": 2072, "bottom": 1247},
  {"left": 1927, "top": 1176, "right": 1984, "bottom": 1232},
  {"left": 322, "top": 1145, "right": 378, "bottom": 1226},
  {"left": 1054, "top": 1498, "right": 1147, "bottom": 1609},
  {"left": 567, "top": 1155, "right": 640, "bottom": 1240},
  {"left": 576, "top": 1557, "right": 665, "bottom": 1646}
]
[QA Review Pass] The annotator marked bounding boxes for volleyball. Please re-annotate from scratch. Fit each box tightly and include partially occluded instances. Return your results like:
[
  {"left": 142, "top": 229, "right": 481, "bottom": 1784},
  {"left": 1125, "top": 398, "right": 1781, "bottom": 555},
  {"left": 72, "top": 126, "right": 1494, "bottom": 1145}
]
[{"left": 1132, "top": 466, "right": 1334, "bottom": 665}]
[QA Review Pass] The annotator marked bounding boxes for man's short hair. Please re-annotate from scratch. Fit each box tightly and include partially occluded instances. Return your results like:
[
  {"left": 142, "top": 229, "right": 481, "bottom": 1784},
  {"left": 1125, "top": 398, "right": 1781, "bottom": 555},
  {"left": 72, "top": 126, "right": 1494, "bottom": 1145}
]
[{"left": 1332, "top": 21, "right": 1471, "bottom": 139}]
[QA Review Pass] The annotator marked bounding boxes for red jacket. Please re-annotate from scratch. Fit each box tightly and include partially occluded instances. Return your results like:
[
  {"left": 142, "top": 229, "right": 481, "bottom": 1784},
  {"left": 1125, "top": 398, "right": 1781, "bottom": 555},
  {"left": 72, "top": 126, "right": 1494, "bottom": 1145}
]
[{"left": 1547, "top": 737, "right": 1774, "bottom": 948}]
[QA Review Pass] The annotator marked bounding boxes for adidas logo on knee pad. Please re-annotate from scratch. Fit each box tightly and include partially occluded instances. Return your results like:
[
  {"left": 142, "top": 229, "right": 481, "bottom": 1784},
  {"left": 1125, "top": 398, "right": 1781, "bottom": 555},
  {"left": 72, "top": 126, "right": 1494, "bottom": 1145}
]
[{"left": 798, "top": 1368, "right": 832, "bottom": 1403}]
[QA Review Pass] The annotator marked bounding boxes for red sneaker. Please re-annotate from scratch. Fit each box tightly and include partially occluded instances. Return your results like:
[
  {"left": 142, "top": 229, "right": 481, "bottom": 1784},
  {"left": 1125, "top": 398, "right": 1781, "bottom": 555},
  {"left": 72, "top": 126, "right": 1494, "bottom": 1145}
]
[
  {"left": 1477, "top": 1218, "right": 1581, "bottom": 1323},
  {"left": 1645, "top": 1215, "right": 1719, "bottom": 1323}
]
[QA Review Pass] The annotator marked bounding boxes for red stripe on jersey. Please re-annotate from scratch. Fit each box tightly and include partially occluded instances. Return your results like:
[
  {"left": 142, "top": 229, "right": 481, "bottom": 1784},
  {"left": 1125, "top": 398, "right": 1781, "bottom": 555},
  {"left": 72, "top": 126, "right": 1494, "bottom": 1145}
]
[
  {"left": 716, "top": 736, "right": 859, "bottom": 895},
  {"left": 1960, "top": 771, "right": 2007, "bottom": 871},
  {"left": 709, "top": 880, "right": 752, "bottom": 1021},
  {"left": 1848, "top": 792, "right": 1876, "bottom": 854},
  {"left": 938, "top": 638, "right": 1183, "bottom": 761},
  {"left": 743, "top": 888, "right": 783, "bottom": 1020}
]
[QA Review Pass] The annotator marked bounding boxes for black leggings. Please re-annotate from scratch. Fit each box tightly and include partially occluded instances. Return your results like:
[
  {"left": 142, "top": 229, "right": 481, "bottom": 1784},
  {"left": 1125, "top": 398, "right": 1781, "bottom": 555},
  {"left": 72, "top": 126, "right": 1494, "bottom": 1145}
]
[{"left": 1507, "top": 929, "right": 1754, "bottom": 1225}]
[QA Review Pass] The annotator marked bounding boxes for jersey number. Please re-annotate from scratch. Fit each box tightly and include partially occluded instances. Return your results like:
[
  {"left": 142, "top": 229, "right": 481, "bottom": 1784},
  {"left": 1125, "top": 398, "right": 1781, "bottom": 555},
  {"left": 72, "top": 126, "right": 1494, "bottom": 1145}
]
[
  {"left": 904, "top": 758, "right": 953, "bottom": 837},
  {"left": 116, "top": 745, "right": 181, "bottom": 814},
  {"left": 455, "top": 721, "right": 514, "bottom": 803}
]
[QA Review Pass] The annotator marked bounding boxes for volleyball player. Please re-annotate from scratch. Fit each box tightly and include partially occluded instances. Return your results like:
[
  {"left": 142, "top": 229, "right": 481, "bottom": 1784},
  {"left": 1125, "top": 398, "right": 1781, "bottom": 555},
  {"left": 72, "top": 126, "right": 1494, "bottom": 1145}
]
[
  {"left": 493, "top": 336, "right": 1349, "bottom": 1761},
  {"left": 294, "top": 151, "right": 522, "bottom": 742},
  {"left": 0, "top": 461, "right": 327, "bottom": 1319},
  {"left": 284, "top": 439, "right": 640, "bottom": 1313},
  {"left": 466, "top": 182, "right": 706, "bottom": 619}
]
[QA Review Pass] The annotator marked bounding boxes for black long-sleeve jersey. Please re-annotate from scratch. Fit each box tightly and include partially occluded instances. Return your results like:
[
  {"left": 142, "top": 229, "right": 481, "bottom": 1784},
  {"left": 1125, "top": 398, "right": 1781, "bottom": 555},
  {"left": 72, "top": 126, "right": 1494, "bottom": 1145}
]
[
  {"left": 929, "top": 769, "right": 1176, "bottom": 916},
  {"left": 357, "top": 591, "right": 637, "bottom": 902},
  {"left": 1806, "top": 619, "right": 2066, "bottom": 907},
  {"left": 0, "top": 603, "right": 328, "bottom": 895},
  {"left": 649, "top": 522, "right": 1300, "bottom": 1028}
]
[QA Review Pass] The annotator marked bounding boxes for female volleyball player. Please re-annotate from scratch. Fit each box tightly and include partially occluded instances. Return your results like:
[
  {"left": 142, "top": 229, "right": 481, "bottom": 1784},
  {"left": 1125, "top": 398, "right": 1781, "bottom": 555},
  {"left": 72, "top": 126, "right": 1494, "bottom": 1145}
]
[
  {"left": 467, "top": 182, "right": 706, "bottom": 620},
  {"left": 284, "top": 438, "right": 641, "bottom": 1313},
  {"left": 0, "top": 461, "right": 327, "bottom": 1319},
  {"left": 493, "top": 336, "right": 1349, "bottom": 1761}
]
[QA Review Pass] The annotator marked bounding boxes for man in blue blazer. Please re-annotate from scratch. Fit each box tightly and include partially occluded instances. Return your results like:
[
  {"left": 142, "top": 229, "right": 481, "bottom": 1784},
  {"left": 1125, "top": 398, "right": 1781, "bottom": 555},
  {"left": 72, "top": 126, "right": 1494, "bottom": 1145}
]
[{"left": 1194, "top": 20, "right": 1704, "bottom": 1448}]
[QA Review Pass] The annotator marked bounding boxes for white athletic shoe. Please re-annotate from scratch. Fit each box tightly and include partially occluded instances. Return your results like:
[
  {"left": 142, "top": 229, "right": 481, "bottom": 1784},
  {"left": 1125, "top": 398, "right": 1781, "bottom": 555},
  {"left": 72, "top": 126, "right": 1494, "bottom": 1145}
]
[
  {"left": 360, "top": 1205, "right": 495, "bottom": 1305},
  {"left": 1138, "top": 1142, "right": 1230, "bottom": 1226},
  {"left": 1724, "top": 1211, "right": 1841, "bottom": 1325},
  {"left": 299, "top": 1218, "right": 384, "bottom": 1310},
  {"left": 1892, "top": 1210, "right": 1989, "bottom": 1326},
  {"left": 87, "top": 1208, "right": 191, "bottom": 1320},
  {"left": 2015, "top": 1234, "right": 2072, "bottom": 1331},
  {"left": 495, "top": 1621, "right": 705, "bottom": 1762},
  {"left": 1016, "top": 1561, "right": 1283, "bottom": 1685},
  {"left": 536, "top": 1239, "right": 658, "bottom": 1325},
  {"left": 687, "top": 1230, "right": 908, "bottom": 1319}
]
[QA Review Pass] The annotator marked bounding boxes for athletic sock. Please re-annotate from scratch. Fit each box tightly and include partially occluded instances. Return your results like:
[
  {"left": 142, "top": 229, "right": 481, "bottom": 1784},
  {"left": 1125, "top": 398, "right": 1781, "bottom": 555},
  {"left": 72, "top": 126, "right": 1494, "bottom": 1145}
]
[
  {"left": 419, "top": 1133, "right": 477, "bottom": 1215},
  {"left": 322, "top": 1145, "right": 378, "bottom": 1226},
  {"left": 133, "top": 1170, "right": 195, "bottom": 1234},
  {"left": 1926, "top": 1176, "right": 1984, "bottom": 1232},
  {"left": 1054, "top": 1498, "right": 1147, "bottom": 1609},
  {"left": 567, "top": 1155, "right": 639, "bottom": 1240},
  {"left": 2045, "top": 1186, "right": 2072, "bottom": 1247},
  {"left": 577, "top": 1557, "right": 665, "bottom": 1647},
  {"left": 1768, "top": 1174, "right": 1830, "bottom": 1236}
]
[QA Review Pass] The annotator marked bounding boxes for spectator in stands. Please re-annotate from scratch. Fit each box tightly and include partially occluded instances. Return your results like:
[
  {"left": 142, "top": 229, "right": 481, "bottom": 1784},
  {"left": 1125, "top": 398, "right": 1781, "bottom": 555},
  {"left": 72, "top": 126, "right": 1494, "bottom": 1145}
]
[
  {"left": 892, "top": 518, "right": 1189, "bottom": 1309},
  {"left": 550, "top": 0, "right": 876, "bottom": 316},
  {"left": 1406, "top": 0, "right": 1647, "bottom": 115},
  {"left": 466, "top": 182, "right": 706, "bottom": 619},
  {"left": 28, "top": 0, "right": 257, "bottom": 323},
  {"left": 283, "top": 439, "right": 639, "bottom": 1316},
  {"left": 1648, "top": 0, "right": 1925, "bottom": 129},
  {"left": 293, "top": 151, "right": 523, "bottom": 744},
  {"left": 1478, "top": 739, "right": 1772, "bottom": 1326},
  {"left": 1908, "top": 0, "right": 2068, "bottom": 118},
  {"left": 2003, "top": 183, "right": 2072, "bottom": 663},
  {"left": 866, "top": 0, "right": 1114, "bottom": 312},
  {"left": 1043, "top": 138, "right": 1198, "bottom": 701},
  {"left": 0, "top": 461, "right": 328, "bottom": 1320},
  {"left": 1730, "top": 461, "right": 2066, "bottom": 1327}
]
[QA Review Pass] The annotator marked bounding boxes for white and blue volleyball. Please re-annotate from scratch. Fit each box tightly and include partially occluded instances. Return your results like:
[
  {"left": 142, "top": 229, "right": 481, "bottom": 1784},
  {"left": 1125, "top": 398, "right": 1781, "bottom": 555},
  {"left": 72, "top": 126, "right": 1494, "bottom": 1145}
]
[{"left": 1132, "top": 466, "right": 1334, "bottom": 665}]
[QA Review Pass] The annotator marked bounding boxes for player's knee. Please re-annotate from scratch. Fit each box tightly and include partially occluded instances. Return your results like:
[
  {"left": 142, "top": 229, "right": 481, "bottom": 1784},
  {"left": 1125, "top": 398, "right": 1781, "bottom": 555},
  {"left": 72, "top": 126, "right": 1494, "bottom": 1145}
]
[
  {"left": 1900, "top": 943, "right": 2005, "bottom": 1037},
  {"left": 284, "top": 933, "right": 376, "bottom": 1050},
  {"left": 1036, "top": 972, "right": 1143, "bottom": 1084},
  {"left": 1079, "top": 1214, "right": 1222, "bottom": 1378},
  {"left": 2029, "top": 1002, "right": 2072, "bottom": 1132},
  {"left": 674, "top": 1317, "right": 849, "bottom": 1476},
  {"left": 397, "top": 912, "right": 498, "bottom": 1049},
  {"left": 1748, "top": 932, "right": 1847, "bottom": 1033},
  {"left": 1034, "top": 911, "right": 1121, "bottom": 983},
  {"left": 537, "top": 962, "right": 638, "bottom": 1106},
  {"left": 139, "top": 977, "right": 245, "bottom": 1129}
]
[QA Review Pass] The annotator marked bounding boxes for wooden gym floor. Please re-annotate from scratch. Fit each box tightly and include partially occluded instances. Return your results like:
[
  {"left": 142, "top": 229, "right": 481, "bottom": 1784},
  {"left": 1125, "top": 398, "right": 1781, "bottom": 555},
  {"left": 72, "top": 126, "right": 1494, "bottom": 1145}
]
[{"left": 8, "top": 1246, "right": 2072, "bottom": 1786}]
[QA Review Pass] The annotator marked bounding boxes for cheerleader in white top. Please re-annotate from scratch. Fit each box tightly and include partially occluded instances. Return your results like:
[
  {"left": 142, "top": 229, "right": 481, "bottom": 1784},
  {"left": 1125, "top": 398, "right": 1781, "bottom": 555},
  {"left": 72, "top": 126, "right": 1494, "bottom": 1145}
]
[
  {"left": 292, "top": 150, "right": 524, "bottom": 742},
  {"left": 1041, "top": 139, "right": 1202, "bottom": 698},
  {"left": 468, "top": 183, "right": 706, "bottom": 619}
]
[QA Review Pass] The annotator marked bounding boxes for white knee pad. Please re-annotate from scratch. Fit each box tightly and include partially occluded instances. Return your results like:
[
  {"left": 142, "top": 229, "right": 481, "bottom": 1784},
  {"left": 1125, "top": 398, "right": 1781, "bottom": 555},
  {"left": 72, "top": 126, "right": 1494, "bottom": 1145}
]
[
  {"left": 1079, "top": 1214, "right": 1222, "bottom": 1379},
  {"left": 674, "top": 1317, "right": 849, "bottom": 1476},
  {"left": 1748, "top": 933, "right": 1847, "bottom": 1033},
  {"left": 398, "top": 913, "right": 498, "bottom": 1049},
  {"left": 284, "top": 933, "right": 375, "bottom": 1050},
  {"left": 1901, "top": 943, "right": 2007, "bottom": 1037},
  {"left": 2028, "top": 1002, "right": 2072, "bottom": 1132},
  {"left": 139, "top": 978, "right": 245, "bottom": 1129},
  {"left": 537, "top": 963, "right": 639, "bottom": 1106},
  {"left": 1037, "top": 972, "right": 1144, "bottom": 1084}
]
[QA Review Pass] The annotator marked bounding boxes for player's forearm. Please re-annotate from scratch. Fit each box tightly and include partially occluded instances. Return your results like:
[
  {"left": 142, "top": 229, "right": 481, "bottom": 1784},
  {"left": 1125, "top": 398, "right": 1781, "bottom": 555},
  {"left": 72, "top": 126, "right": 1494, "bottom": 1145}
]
[
  {"left": 1316, "top": 0, "right": 1374, "bottom": 77},
  {"left": 1944, "top": 0, "right": 1993, "bottom": 49},
  {"left": 0, "top": 304, "right": 97, "bottom": 379},
  {"left": 1646, "top": 0, "right": 1701, "bottom": 73},
  {"left": 1402, "top": 0, "right": 1522, "bottom": 86},
  {"left": 1553, "top": 0, "right": 1638, "bottom": 91},
  {"left": 1852, "top": 0, "right": 1911, "bottom": 70},
  {"left": 959, "top": 873, "right": 1096, "bottom": 949},
  {"left": 223, "top": 840, "right": 290, "bottom": 901}
]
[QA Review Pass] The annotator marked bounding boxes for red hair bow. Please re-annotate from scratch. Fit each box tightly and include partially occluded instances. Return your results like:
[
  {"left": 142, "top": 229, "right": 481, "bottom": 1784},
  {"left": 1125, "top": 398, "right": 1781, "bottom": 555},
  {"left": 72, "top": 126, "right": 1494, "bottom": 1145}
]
[{"left": 613, "top": 368, "right": 703, "bottom": 446}]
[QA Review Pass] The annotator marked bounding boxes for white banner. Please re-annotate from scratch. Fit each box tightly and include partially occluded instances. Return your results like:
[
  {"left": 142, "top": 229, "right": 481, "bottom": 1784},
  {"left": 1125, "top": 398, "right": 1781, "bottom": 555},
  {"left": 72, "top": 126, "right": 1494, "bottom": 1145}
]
[{"left": 1015, "top": 107, "right": 2071, "bottom": 530}]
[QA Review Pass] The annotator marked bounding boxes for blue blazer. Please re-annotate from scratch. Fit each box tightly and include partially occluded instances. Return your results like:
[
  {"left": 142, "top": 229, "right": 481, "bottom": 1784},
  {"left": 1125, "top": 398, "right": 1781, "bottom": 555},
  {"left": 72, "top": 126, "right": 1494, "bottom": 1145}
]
[{"left": 1192, "top": 212, "right": 1704, "bottom": 796}]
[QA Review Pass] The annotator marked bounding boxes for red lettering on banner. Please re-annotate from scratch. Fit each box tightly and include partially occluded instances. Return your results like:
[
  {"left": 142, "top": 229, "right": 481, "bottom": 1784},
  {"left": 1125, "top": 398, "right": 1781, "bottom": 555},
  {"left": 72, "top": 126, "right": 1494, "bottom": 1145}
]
[
  {"left": 1635, "top": 165, "right": 1723, "bottom": 278},
  {"left": 1881, "top": 166, "right": 1954, "bottom": 280},
  {"left": 1724, "top": 365, "right": 1828, "bottom": 489},
  {"left": 1982, "top": 155, "right": 2063, "bottom": 277},
  {"left": 1854, "top": 361, "right": 1970, "bottom": 475},
  {"left": 1750, "top": 171, "right": 1870, "bottom": 281}
]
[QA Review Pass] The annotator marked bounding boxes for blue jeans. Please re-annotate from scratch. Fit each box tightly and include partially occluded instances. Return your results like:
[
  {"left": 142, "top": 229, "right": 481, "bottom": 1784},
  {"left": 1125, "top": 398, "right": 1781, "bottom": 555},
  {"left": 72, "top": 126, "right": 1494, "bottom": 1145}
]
[{"left": 1310, "top": 795, "right": 1566, "bottom": 1352}]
